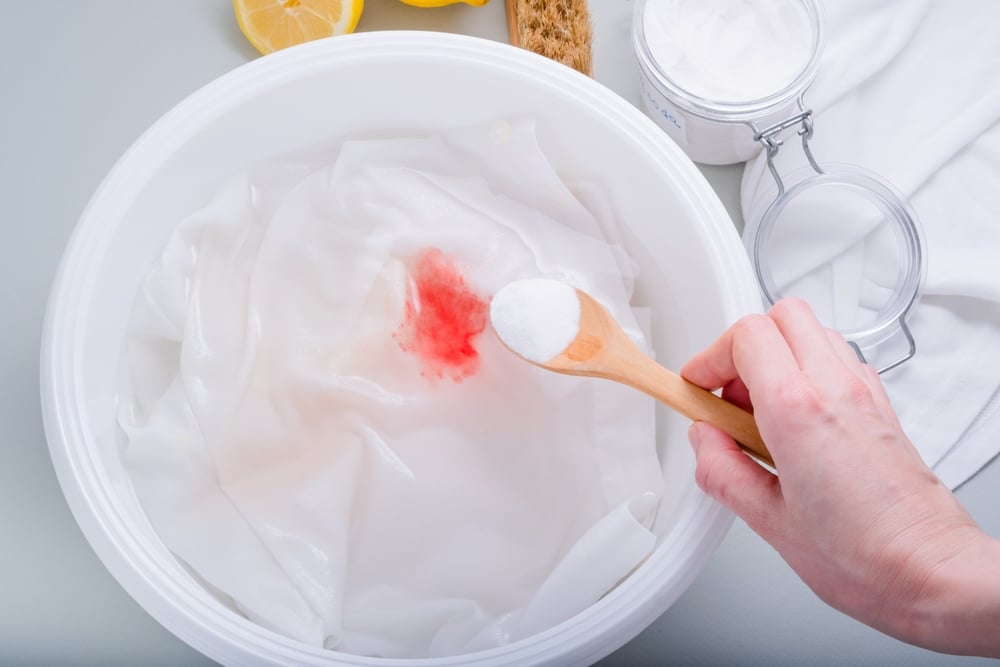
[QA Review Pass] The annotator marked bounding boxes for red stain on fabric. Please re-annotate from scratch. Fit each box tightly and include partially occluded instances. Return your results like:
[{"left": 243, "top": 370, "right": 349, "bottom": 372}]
[{"left": 395, "top": 248, "right": 489, "bottom": 381}]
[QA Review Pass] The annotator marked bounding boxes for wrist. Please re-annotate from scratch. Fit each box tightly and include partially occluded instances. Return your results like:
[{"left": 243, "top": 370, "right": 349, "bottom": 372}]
[{"left": 901, "top": 529, "right": 1000, "bottom": 657}]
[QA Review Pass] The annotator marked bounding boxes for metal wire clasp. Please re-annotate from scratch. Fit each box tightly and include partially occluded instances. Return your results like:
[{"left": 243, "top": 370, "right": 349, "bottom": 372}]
[{"left": 747, "top": 98, "right": 822, "bottom": 197}]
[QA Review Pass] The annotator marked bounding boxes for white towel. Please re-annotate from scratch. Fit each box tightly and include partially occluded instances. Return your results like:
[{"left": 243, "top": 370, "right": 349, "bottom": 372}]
[{"left": 741, "top": 0, "right": 1000, "bottom": 488}]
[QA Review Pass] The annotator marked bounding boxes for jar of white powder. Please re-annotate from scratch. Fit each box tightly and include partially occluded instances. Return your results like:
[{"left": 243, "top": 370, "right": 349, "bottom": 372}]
[
  {"left": 632, "top": 0, "right": 824, "bottom": 165},
  {"left": 633, "top": 0, "right": 925, "bottom": 372}
]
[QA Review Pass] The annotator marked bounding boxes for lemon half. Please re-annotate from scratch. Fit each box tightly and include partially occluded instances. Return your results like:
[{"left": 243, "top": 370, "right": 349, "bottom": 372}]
[
  {"left": 234, "top": 0, "right": 364, "bottom": 55},
  {"left": 399, "top": 0, "right": 489, "bottom": 7}
]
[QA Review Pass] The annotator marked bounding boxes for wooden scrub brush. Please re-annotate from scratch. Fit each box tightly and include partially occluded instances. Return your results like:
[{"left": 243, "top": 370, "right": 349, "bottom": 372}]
[{"left": 505, "top": 0, "right": 594, "bottom": 77}]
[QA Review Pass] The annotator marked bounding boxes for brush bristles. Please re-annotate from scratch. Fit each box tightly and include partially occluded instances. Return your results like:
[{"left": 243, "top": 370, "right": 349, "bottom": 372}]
[{"left": 508, "top": 0, "right": 593, "bottom": 77}]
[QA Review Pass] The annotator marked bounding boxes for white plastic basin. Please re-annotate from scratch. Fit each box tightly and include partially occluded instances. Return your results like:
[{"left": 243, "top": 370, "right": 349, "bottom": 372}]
[{"left": 41, "top": 31, "right": 760, "bottom": 667}]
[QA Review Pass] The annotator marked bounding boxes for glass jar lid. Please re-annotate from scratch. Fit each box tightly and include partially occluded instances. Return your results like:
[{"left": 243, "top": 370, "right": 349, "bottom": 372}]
[{"left": 742, "top": 114, "right": 925, "bottom": 373}]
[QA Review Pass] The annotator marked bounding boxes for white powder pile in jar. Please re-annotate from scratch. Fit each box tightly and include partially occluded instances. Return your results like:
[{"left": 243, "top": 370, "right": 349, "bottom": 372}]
[
  {"left": 490, "top": 278, "right": 581, "bottom": 363},
  {"left": 642, "top": 0, "right": 815, "bottom": 102}
]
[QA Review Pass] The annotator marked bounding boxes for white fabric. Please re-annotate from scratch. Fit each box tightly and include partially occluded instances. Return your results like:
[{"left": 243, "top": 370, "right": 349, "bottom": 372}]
[
  {"left": 117, "top": 121, "right": 663, "bottom": 657},
  {"left": 742, "top": 0, "right": 1000, "bottom": 488}
]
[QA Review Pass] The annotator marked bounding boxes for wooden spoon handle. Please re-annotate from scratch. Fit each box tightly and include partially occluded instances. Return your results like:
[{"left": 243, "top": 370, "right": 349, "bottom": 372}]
[
  {"left": 534, "top": 289, "right": 772, "bottom": 466},
  {"left": 619, "top": 353, "right": 773, "bottom": 467}
]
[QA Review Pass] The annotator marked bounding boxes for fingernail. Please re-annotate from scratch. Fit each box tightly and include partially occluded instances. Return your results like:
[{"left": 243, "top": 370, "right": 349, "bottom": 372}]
[{"left": 688, "top": 422, "right": 702, "bottom": 451}]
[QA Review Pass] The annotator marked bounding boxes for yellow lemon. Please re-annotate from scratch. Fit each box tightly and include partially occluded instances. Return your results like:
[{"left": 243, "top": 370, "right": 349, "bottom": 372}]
[
  {"left": 234, "top": 0, "right": 364, "bottom": 55},
  {"left": 399, "top": 0, "right": 488, "bottom": 7}
]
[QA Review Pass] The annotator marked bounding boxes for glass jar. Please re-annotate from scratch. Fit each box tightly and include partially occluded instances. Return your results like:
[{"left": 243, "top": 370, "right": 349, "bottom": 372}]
[
  {"left": 632, "top": 0, "right": 825, "bottom": 166},
  {"left": 632, "top": 0, "right": 924, "bottom": 371},
  {"left": 743, "top": 131, "right": 925, "bottom": 372}
]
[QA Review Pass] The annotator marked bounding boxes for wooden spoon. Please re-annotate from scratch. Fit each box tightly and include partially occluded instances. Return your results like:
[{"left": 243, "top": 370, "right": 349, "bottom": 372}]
[{"left": 494, "top": 284, "right": 773, "bottom": 467}]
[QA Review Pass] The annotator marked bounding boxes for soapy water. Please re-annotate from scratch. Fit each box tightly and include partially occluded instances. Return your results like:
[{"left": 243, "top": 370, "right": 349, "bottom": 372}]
[{"left": 117, "top": 120, "right": 665, "bottom": 658}]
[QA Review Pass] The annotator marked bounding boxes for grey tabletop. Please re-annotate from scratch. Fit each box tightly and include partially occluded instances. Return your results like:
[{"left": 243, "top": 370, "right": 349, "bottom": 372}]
[{"left": 1, "top": 2, "right": 996, "bottom": 666}]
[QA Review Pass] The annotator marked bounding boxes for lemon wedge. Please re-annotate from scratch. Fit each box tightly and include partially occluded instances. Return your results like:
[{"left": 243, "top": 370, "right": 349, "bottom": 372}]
[
  {"left": 399, "top": 0, "right": 488, "bottom": 7},
  {"left": 234, "top": 0, "right": 364, "bottom": 55}
]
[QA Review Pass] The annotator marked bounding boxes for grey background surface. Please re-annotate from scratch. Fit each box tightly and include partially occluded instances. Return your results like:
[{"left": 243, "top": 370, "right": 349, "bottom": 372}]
[{"left": 1, "top": 1, "right": 996, "bottom": 665}]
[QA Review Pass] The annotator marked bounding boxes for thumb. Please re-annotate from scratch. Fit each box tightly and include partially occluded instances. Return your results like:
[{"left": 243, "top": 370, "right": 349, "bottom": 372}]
[{"left": 689, "top": 422, "right": 782, "bottom": 536}]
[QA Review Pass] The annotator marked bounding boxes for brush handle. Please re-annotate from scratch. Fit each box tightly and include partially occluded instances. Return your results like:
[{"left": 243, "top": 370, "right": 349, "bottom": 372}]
[
  {"left": 505, "top": 0, "right": 521, "bottom": 47},
  {"left": 617, "top": 349, "right": 773, "bottom": 467}
]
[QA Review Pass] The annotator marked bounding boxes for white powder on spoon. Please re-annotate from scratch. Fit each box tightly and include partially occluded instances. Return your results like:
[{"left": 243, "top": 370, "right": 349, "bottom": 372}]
[{"left": 490, "top": 278, "right": 581, "bottom": 363}]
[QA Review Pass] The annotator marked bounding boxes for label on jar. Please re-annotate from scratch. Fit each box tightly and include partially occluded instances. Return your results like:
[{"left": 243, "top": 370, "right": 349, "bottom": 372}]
[{"left": 639, "top": 75, "right": 687, "bottom": 147}]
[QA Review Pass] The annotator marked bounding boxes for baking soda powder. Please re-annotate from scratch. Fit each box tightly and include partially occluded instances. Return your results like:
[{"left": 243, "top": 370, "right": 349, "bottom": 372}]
[
  {"left": 642, "top": 0, "right": 813, "bottom": 102},
  {"left": 490, "top": 279, "right": 581, "bottom": 364},
  {"left": 633, "top": 0, "right": 821, "bottom": 164}
]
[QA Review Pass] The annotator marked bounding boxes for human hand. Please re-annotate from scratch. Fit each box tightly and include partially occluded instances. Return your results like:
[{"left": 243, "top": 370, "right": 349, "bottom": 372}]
[{"left": 680, "top": 298, "right": 1000, "bottom": 657}]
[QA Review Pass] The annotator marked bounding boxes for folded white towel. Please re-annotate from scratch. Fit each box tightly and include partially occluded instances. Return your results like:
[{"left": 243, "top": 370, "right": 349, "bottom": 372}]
[{"left": 742, "top": 0, "right": 1000, "bottom": 488}]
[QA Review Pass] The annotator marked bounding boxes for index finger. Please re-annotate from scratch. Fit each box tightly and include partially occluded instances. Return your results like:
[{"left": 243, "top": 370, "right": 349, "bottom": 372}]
[{"left": 680, "top": 314, "right": 799, "bottom": 395}]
